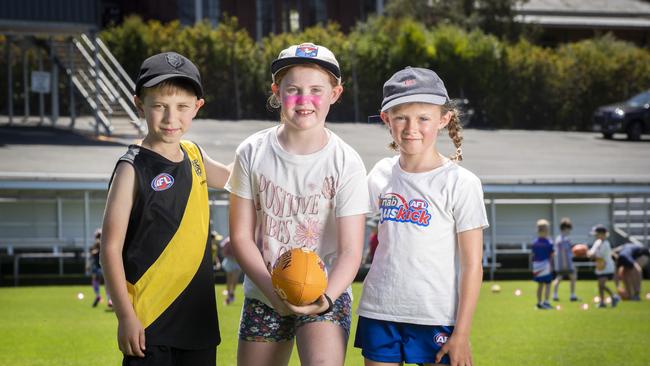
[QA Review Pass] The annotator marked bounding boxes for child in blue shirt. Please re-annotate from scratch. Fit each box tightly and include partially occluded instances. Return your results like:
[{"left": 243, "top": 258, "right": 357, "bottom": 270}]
[{"left": 532, "top": 219, "right": 554, "bottom": 309}]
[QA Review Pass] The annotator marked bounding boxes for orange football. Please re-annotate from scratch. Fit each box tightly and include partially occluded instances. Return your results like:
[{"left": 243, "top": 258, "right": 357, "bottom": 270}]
[
  {"left": 271, "top": 248, "right": 328, "bottom": 306},
  {"left": 572, "top": 243, "right": 589, "bottom": 258}
]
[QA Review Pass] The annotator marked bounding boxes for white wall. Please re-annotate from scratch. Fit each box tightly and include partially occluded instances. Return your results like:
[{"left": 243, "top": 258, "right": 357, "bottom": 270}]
[{"left": 0, "top": 193, "right": 615, "bottom": 252}]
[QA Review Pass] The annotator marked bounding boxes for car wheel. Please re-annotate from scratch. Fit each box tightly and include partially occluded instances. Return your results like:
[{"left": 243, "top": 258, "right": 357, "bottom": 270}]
[
  {"left": 627, "top": 121, "right": 643, "bottom": 141},
  {"left": 602, "top": 132, "right": 613, "bottom": 139}
]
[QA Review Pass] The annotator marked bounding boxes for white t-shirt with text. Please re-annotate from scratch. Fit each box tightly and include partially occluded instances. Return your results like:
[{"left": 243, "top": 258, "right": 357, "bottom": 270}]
[
  {"left": 225, "top": 126, "right": 370, "bottom": 306},
  {"left": 358, "top": 156, "right": 489, "bottom": 326}
]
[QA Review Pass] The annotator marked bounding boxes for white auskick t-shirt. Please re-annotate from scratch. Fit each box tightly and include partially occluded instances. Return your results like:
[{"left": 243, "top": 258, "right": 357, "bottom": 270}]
[
  {"left": 358, "top": 156, "right": 489, "bottom": 326},
  {"left": 225, "top": 126, "right": 370, "bottom": 306}
]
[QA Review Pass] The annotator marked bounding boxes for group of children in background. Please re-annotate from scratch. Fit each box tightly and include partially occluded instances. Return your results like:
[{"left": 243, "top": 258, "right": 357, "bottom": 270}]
[
  {"left": 532, "top": 217, "right": 648, "bottom": 310},
  {"left": 88, "top": 40, "right": 646, "bottom": 366}
]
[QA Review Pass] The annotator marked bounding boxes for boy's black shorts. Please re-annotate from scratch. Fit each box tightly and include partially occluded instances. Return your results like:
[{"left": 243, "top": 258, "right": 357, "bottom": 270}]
[{"left": 123, "top": 345, "right": 215, "bottom": 366}]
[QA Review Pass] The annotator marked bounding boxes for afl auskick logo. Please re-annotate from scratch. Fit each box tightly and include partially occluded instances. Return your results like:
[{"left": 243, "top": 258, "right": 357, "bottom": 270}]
[
  {"left": 434, "top": 332, "right": 449, "bottom": 346},
  {"left": 151, "top": 173, "right": 174, "bottom": 191}
]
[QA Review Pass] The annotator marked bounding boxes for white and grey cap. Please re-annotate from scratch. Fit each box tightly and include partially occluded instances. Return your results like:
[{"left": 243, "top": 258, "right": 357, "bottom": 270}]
[
  {"left": 271, "top": 42, "right": 341, "bottom": 84},
  {"left": 381, "top": 67, "right": 449, "bottom": 112}
]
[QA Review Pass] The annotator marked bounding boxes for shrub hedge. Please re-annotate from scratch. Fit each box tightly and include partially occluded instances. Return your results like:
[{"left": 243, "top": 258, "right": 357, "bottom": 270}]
[{"left": 3, "top": 16, "right": 649, "bottom": 130}]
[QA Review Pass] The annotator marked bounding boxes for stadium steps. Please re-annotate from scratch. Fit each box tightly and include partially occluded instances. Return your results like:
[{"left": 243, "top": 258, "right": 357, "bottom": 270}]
[
  {"left": 612, "top": 197, "right": 650, "bottom": 245},
  {"left": 32, "top": 36, "right": 145, "bottom": 138}
]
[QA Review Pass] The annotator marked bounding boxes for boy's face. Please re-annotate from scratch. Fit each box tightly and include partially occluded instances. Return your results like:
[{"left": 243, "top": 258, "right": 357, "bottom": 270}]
[
  {"left": 538, "top": 227, "right": 549, "bottom": 237},
  {"left": 381, "top": 102, "right": 451, "bottom": 158},
  {"left": 272, "top": 65, "right": 342, "bottom": 132},
  {"left": 135, "top": 88, "right": 204, "bottom": 145}
]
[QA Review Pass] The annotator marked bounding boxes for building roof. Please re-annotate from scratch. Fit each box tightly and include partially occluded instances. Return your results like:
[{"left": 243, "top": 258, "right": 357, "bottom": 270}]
[
  {"left": 514, "top": 14, "right": 650, "bottom": 29},
  {"left": 0, "top": 0, "right": 100, "bottom": 35},
  {"left": 516, "top": 0, "right": 650, "bottom": 15},
  {"left": 1, "top": 119, "right": 649, "bottom": 194},
  {"left": 514, "top": 0, "right": 650, "bottom": 29}
]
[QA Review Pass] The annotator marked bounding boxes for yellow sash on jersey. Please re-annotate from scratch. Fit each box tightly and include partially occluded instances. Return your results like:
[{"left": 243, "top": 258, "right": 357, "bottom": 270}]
[{"left": 126, "top": 141, "right": 209, "bottom": 328}]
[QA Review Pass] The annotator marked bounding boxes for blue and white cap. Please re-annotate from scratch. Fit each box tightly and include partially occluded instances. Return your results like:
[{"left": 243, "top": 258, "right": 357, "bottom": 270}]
[
  {"left": 381, "top": 67, "right": 449, "bottom": 112},
  {"left": 271, "top": 43, "right": 341, "bottom": 84}
]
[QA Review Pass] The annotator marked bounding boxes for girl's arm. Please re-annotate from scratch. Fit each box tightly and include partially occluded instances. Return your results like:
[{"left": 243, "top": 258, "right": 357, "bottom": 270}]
[
  {"left": 100, "top": 163, "right": 145, "bottom": 358},
  {"left": 436, "top": 228, "right": 484, "bottom": 366},
  {"left": 285, "top": 214, "right": 365, "bottom": 316},
  {"left": 229, "top": 194, "right": 291, "bottom": 315},
  {"left": 325, "top": 214, "right": 365, "bottom": 299}
]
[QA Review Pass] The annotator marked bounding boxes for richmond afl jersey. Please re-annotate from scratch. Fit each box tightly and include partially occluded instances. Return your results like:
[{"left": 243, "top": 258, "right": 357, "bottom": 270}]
[{"left": 110, "top": 141, "right": 220, "bottom": 349}]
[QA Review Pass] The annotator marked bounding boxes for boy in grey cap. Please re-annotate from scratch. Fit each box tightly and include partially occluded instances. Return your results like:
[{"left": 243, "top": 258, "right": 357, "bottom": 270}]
[{"left": 355, "top": 67, "right": 488, "bottom": 366}]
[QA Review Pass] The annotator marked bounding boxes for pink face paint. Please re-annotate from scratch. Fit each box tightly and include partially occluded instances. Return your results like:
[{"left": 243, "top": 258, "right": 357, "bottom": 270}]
[{"left": 283, "top": 95, "right": 322, "bottom": 108}]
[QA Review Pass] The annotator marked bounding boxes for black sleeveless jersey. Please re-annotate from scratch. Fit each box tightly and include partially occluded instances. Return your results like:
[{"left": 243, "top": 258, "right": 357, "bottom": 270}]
[{"left": 110, "top": 141, "right": 220, "bottom": 349}]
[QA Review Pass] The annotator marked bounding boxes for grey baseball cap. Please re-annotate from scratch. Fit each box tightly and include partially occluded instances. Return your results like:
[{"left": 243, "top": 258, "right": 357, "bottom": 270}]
[
  {"left": 381, "top": 67, "right": 449, "bottom": 112},
  {"left": 271, "top": 43, "right": 341, "bottom": 84},
  {"left": 135, "top": 52, "right": 203, "bottom": 98}
]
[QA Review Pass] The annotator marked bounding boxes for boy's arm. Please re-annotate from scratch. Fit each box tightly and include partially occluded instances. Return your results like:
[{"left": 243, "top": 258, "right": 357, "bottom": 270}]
[
  {"left": 550, "top": 245, "right": 555, "bottom": 270},
  {"left": 588, "top": 240, "right": 601, "bottom": 258},
  {"left": 229, "top": 194, "right": 291, "bottom": 316},
  {"left": 100, "top": 163, "right": 146, "bottom": 358},
  {"left": 200, "top": 147, "right": 232, "bottom": 189},
  {"left": 436, "top": 228, "right": 484, "bottom": 366}
]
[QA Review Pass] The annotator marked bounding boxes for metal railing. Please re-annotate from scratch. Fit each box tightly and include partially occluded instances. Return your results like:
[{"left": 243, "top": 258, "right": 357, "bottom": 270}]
[{"left": 39, "top": 34, "right": 145, "bottom": 136}]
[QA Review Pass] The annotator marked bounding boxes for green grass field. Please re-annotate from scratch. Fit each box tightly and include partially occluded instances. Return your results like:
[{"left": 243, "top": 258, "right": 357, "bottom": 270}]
[{"left": 1, "top": 281, "right": 649, "bottom": 365}]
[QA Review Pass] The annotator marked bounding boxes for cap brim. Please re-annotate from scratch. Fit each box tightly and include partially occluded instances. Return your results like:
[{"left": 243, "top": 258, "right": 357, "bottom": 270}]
[
  {"left": 271, "top": 57, "right": 341, "bottom": 81},
  {"left": 381, "top": 94, "right": 447, "bottom": 112},
  {"left": 140, "top": 74, "right": 203, "bottom": 97}
]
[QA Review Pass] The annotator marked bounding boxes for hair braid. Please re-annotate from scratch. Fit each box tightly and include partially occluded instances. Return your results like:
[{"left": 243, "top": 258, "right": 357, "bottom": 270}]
[{"left": 443, "top": 103, "right": 463, "bottom": 162}]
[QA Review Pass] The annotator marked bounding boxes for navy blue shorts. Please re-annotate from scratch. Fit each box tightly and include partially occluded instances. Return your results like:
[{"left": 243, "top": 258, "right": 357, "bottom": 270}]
[
  {"left": 534, "top": 274, "right": 553, "bottom": 283},
  {"left": 354, "top": 316, "right": 453, "bottom": 365},
  {"left": 597, "top": 273, "right": 614, "bottom": 280}
]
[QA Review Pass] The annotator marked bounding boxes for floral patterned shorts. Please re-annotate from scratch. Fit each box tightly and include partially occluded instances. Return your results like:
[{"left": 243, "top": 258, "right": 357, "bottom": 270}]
[{"left": 239, "top": 292, "right": 352, "bottom": 342}]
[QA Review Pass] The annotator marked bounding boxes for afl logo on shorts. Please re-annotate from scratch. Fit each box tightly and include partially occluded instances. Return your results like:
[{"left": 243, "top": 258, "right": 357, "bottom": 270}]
[
  {"left": 433, "top": 332, "right": 449, "bottom": 346},
  {"left": 151, "top": 173, "right": 174, "bottom": 191}
]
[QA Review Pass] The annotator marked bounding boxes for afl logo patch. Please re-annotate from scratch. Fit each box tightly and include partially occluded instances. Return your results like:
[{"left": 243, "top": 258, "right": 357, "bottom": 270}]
[
  {"left": 433, "top": 332, "right": 449, "bottom": 346},
  {"left": 151, "top": 173, "right": 174, "bottom": 191}
]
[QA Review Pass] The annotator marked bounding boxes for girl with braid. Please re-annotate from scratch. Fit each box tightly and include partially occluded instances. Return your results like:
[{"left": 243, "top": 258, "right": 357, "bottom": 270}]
[{"left": 355, "top": 67, "right": 488, "bottom": 366}]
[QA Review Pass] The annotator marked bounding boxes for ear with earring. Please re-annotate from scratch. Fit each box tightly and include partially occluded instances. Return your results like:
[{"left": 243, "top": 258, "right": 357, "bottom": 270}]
[{"left": 269, "top": 94, "right": 281, "bottom": 109}]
